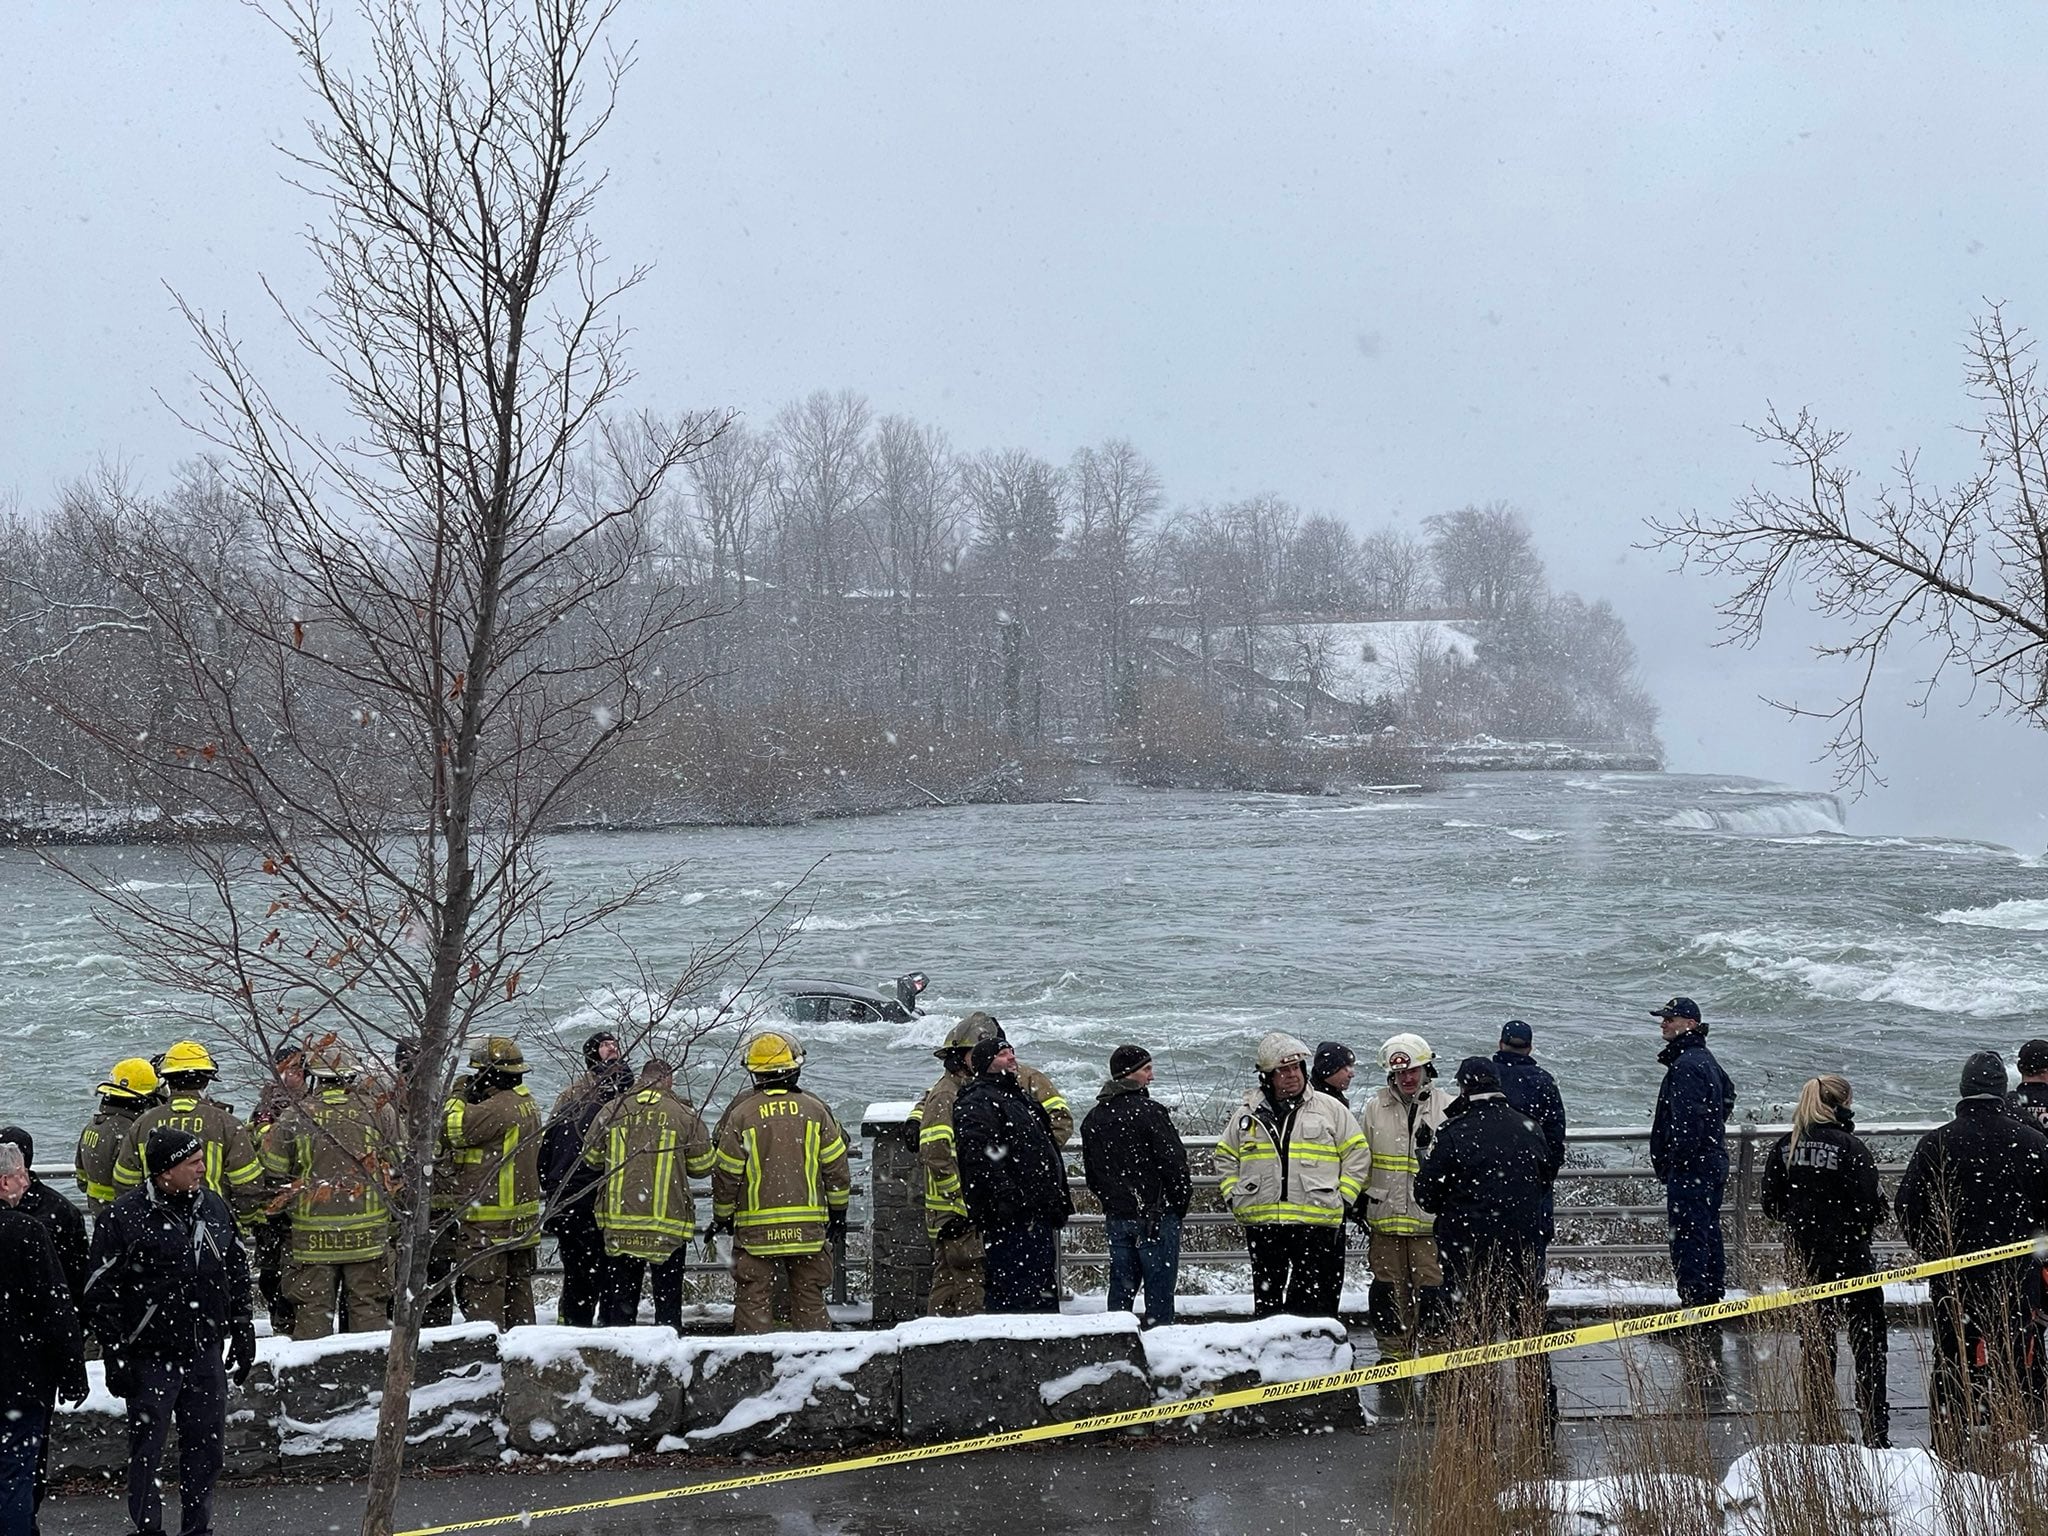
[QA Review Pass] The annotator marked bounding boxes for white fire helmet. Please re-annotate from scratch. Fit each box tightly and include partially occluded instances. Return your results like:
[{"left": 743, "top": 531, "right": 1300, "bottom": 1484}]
[
  {"left": 1380, "top": 1032, "right": 1436, "bottom": 1076},
  {"left": 1255, "top": 1031, "right": 1312, "bottom": 1075}
]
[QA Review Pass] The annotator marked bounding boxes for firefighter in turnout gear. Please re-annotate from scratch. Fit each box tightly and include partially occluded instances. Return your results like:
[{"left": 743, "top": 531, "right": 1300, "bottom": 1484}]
[
  {"left": 75, "top": 1058, "right": 161, "bottom": 1223},
  {"left": 911, "top": 1013, "right": 996, "bottom": 1315},
  {"left": 581, "top": 1058, "right": 714, "bottom": 1328},
  {"left": 1361, "top": 1032, "right": 1452, "bottom": 1362},
  {"left": 711, "top": 1030, "right": 852, "bottom": 1333},
  {"left": 109, "top": 1041, "right": 266, "bottom": 1218},
  {"left": 257, "top": 1042, "right": 396, "bottom": 1339},
  {"left": 247, "top": 1040, "right": 311, "bottom": 1334},
  {"left": 1216, "top": 1032, "right": 1370, "bottom": 1318},
  {"left": 442, "top": 1037, "right": 543, "bottom": 1327}
]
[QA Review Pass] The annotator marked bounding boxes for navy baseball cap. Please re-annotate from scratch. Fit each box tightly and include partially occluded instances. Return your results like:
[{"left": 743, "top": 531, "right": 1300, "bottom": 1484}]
[
  {"left": 1652, "top": 996, "right": 1702, "bottom": 1023},
  {"left": 1499, "top": 1019, "right": 1533, "bottom": 1048}
]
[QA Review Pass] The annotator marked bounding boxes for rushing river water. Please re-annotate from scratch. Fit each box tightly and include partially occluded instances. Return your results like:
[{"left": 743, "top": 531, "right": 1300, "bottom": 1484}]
[{"left": 2, "top": 771, "right": 2045, "bottom": 1159}]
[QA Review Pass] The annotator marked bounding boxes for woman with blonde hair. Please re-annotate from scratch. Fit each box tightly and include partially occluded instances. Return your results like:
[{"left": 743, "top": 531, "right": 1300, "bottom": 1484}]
[{"left": 1759, "top": 1073, "right": 1890, "bottom": 1445}]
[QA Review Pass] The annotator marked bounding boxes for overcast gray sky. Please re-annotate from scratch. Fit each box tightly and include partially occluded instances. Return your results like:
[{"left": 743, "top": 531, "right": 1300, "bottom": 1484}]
[{"left": 6, "top": 3, "right": 2044, "bottom": 845}]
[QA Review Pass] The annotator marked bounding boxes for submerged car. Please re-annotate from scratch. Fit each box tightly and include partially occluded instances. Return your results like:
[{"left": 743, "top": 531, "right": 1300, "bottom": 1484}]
[{"left": 776, "top": 971, "right": 929, "bottom": 1024}]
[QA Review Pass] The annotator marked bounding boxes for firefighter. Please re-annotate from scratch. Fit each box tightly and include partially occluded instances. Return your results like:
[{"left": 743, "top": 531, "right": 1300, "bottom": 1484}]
[
  {"left": 910, "top": 1014, "right": 997, "bottom": 1316},
  {"left": 442, "top": 1037, "right": 543, "bottom": 1328},
  {"left": 1361, "top": 1032, "right": 1453, "bottom": 1363},
  {"left": 581, "top": 1058, "right": 714, "bottom": 1328},
  {"left": 710, "top": 1030, "right": 851, "bottom": 1333},
  {"left": 109, "top": 1041, "right": 265, "bottom": 1217},
  {"left": 258, "top": 1041, "right": 395, "bottom": 1339},
  {"left": 75, "top": 1058, "right": 162, "bottom": 1224}
]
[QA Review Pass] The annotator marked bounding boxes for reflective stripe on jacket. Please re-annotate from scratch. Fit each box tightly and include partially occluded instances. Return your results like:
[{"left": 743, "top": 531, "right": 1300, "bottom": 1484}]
[
  {"left": 258, "top": 1087, "right": 392, "bottom": 1263},
  {"left": 110, "top": 1096, "right": 265, "bottom": 1215},
  {"left": 912, "top": 1071, "right": 969, "bottom": 1237},
  {"left": 711, "top": 1086, "right": 852, "bottom": 1257},
  {"left": 581, "top": 1087, "right": 715, "bottom": 1260},
  {"left": 442, "top": 1084, "right": 542, "bottom": 1243},
  {"left": 1361, "top": 1082, "right": 1449, "bottom": 1235},
  {"left": 1215, "top": 1087, "right": 1368, "bottom": 1228},
  {"left": 76, "top": 1103, "right": 144, "bottom": 1216}
]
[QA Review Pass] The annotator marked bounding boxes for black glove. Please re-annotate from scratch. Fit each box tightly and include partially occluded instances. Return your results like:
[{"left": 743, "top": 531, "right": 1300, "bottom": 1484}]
[
  {"left": 708, "top": 1215, "right": 734, "bottom": 1239},
  {"left": 57, "top": 1366, "right": 90, "bottom": 1407},
  {"left": 935, "top": 1216, "right": 975, "bottom": 1244},
  {"left": 826, "top": 1209, "right": 848, "bottom": 1241},
  {"left": 227, "top": 1317, "right": 258, "bottom": 1387},
  {"left": 1141, "top": 1209, "right": 1163, "bottom": 1244},
  {"left": 1414, "top": 1123, "right": 1433, "bottom": 1152},
  {"left": 102, "top": 1353, "right": 135, "bottom": 1400}
]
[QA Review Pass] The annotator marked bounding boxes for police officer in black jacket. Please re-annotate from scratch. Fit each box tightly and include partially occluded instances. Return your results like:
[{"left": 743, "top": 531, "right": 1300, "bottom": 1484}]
[
  {"left": 0, "top": 1141, "right": 88, "bottom": 1535},
  {"left": 1415, "top": 1058, "right": 1553, "bottom": 1320},
  {"left": 1081, "top": 1045, "right": 1193, "bottom": 1324},
  {"left": 1492, "top": 1022, "right": 1567, "bottom": 1257},
  {"left": 1897, "top": 1050, "right": 2048, "bottom": 1453},
  {"left": 1759, "top": 1074, "right": 1890, "bottom": 1446},
  {"left": 85, "top": 1126, "right": 256, "bottom": 1536},
  {"left": 1649, "top": 997, "right": 1736, "bottom": 1331},
  {"left": 956, "top": 1037, "right": 1075, "bottom": 1313}
]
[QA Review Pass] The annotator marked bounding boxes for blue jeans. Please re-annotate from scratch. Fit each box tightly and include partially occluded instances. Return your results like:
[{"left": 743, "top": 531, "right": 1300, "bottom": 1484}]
[
  {"left": 1106, "top": 1212, "right": 1181, "bottom": 1325},
  {"left": 0, "top": 1395, "right": 49, "bottom": 1536},
  {"left": 1665, "top": 1168, "right": 1727, "bottom": 1304}
]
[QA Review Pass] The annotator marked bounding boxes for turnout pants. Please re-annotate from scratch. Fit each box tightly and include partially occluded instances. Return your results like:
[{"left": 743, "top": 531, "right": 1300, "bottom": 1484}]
[
  {"left": 601, "top": 1248, "right": 688, "bottom": 1329},
  {"left": 126, "top": 1354, "right": 228, "bottom": 1536},
  {"left": 1247, "top": 1224, "right": 1346, "bottom": 1320},
  {"left": 984, "top": 1221, "right": 1062, "bottom": 1314},
  {"left": 456, "top": 1228, "right": 538, "bottom": 1328},
  {"left": 733, "top": 1248, "right": 833, "bottom": 1333},
  {"left": 284, "top": 1253, "right": 393, "bottom": 1340},
  {"left": 927, "top": 1229, "right": 985, "bottom": 1317},
  {"left": 1366, "top": 1229, "right": 1446, "bottom": 1356}
]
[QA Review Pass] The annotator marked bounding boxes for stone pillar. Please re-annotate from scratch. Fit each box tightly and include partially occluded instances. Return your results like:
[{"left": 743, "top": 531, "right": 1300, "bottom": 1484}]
[{"left": 862, "top": 1101, "right": 931, "bottom": 1325}]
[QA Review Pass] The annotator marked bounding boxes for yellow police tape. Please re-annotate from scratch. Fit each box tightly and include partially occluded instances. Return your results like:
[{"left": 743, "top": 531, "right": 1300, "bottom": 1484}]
[{"left": 393, "top": 1237, "right": 2042, "bottom": 1536}]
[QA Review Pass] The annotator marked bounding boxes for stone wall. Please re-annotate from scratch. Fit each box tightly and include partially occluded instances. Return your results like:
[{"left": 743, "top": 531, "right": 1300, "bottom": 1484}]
[{"left": 52, "top": 1314, "right": 1360, "bottom": 1480}]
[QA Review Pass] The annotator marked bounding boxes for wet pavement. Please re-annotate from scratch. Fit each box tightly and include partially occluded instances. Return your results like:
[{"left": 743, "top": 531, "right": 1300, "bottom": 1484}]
[{"left": 36, "top": 1327, "right": 1945, "bottom": 1536}]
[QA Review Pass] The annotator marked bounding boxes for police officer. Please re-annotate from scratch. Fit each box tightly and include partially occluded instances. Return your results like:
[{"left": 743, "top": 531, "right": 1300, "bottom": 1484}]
[
  {"left": 1492, "top": 1019, "right": 1568, "bottom": 1273},
  {"left": 442, "top": 1037, "right": 543, "bottom": 1327},
  {"left": 910, "top": 1013, "right": 996, "bottom": 1316},
  {"left": 1759, "top": 1073, "right": 1890, "bottom": 1447},
  {"left": 710, "top": 1030, "right": 851, "bottom": 1333},
  {"left": 85, "top": 1127, "right": 256, "bottom": 1536},
  {"left": 258, "top": 1042, "right": 396, "bottom": 1339},
  {"left": 1360, "top": 1033, "right": 1451, "bottom": 1361},
  {"left": 1217, "top": 1032, "right": 1369, "bottom": 1320},
  {"left": 1311, "top": 1042, "right": 1357, "bottom": 1105},
  {"left": 956, "top": 1036, "right": 1076, "bottom": 1313},
  {"left": 582, "top": 1058, "right": 713, "bottom": 1328},
  {"left": 75, "top": 1057, "right": 161, "bottom": 1225},
  {"left": 1649, "top": 997, "right": 1736, "bottom": 1359},
  {"left": 110, "top": 1041, "right": 266, "bottom": 1218},
  {"left": 541, "top": 1031, "right": 635, "bottom": 1326},
  {"left": 1897, "top": 1050, "right": 2048, "bottom": 1456},
  {"left": 1414, "top": 1059, "right": 1552, "bottom": 1321}
]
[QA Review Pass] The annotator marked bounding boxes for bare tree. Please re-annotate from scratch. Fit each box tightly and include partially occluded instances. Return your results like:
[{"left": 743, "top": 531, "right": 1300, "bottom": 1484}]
[
  {"left": 1358, "top": 525, "right": 1432, "bottom": 615},
  {"left": 1069, "top": 438, "right": 1163, "bottom": 729},
  {"left": 862, "top": 415, "right": 965, "bottom": 708},
  {"left": 773, "top": 389, "right": 872, "bottom": 599},
  {"left": 1426, "top": 502, "right": 1544, "bottom": 618},
  {"left": 36, "top": 5, "right": 724, "bottom": 1531},
  {"left": 1650, "top": 305, "right": 2048, "bottom": 790}
]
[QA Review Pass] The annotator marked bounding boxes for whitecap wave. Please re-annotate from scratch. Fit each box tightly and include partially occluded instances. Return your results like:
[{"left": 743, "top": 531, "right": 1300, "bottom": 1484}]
[
  {"left": 1933, "top": 898, "right": 2048, "bottom": 932},
  {"left": 115, "top": 878, "right": 185, "bottom": 893},
  {"left": 1441, "top": 819, "right": 1563, "bottom": 843},
  {"left": 1691, "top": 927, "right": 2048, "bottom": 1017},
  {"left": 786, "top": 911, "right": 944, "bottom": 933},
  {"left": 1767, "top": 834, "right": 2019, "bottom": 859},
  {"left": 1661, "top": 795, "right": 1845, "bottom": 837}
]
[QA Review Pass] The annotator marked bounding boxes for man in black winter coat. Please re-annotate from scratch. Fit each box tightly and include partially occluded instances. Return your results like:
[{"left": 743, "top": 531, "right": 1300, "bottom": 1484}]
[
  {"left": 0, "top": 1142, "right": 89, "bottom": 1536},
  {"left": 1897, "top": 1050, "right": 2048, "bottom": 1453},
  {"left": 0, "top": 1125, "right": 89, "bottom": 1305},
  {"left": 540, "top": 1032, "right": 635, "bottom": 1326},
  {"left": 1491, "top": 1022, "right": 1567, "bottom": 1254},
  {"left": 1648, "top": 997, "right": 1735, "bottom": 1313},
  {"left": 85, "top": 1127, "right": 256, "bottom": 1536},
  {"left": 2008, "top": 1038, "right": 2048, "bottom": 1135},
  {"left": 1081, "top": 1045, "right": 1192, "bottom": 1324},
  {"left": 1415, "top": 1058, "right": 1552, "bottom": 1319},
  {"left": 956, "top": 1038, "right": 1074, "bottom": 1312}
]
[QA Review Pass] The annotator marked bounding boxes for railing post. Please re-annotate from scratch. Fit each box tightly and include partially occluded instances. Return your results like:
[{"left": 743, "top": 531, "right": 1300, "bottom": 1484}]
[{"left": 1730, "top": 1121, "right": 1757, "bottom": 1289}]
